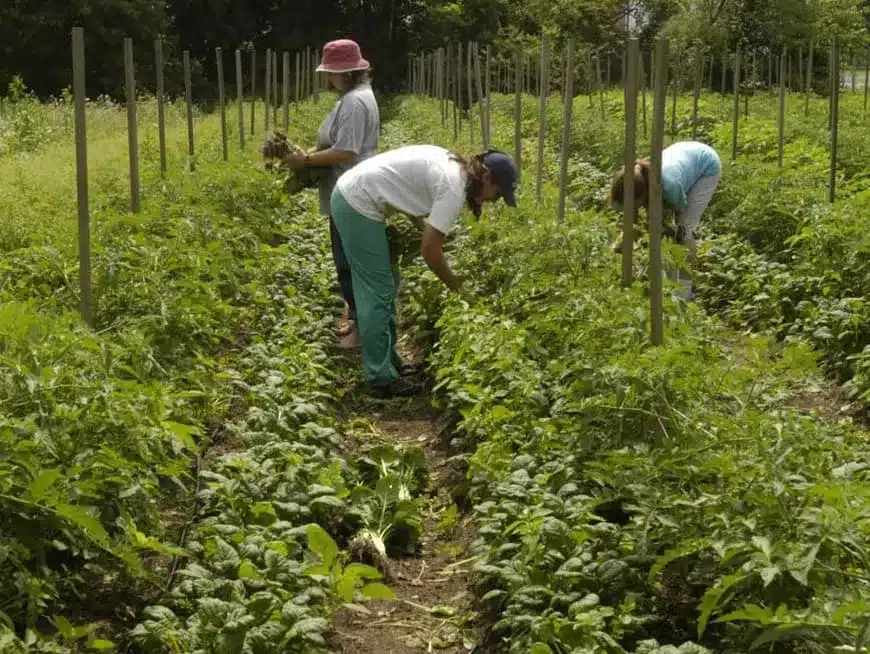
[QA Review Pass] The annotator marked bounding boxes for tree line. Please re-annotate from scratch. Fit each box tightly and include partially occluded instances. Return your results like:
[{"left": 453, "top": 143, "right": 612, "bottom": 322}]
[{"left": 1, "top": 0, "right": 868, "bottom": 101}]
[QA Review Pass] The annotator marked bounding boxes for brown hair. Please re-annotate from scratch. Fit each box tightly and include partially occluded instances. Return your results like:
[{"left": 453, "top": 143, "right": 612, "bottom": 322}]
[
  {"left": 611, "top": 158, "right": 651, "bottom": 208},
  {"left": 448, "top": 151, "right": 489, "bottom": 218}
]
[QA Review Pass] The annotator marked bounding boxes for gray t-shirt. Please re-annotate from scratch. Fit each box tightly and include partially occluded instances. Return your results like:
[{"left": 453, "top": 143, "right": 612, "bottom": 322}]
[{"left": 316, "top": 83, "right": 380, "bottom": 216}]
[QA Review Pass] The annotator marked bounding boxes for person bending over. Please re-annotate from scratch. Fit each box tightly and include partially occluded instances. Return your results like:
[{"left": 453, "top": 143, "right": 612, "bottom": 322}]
[
  {"left": 611, "top": 140, "right": 722, "bottom": 299},
  {"left": 331, "top": 145, "right": 519, "bottom": 398}
]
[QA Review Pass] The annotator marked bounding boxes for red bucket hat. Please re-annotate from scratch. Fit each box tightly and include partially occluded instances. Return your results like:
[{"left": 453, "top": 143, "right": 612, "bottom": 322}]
[{"left": 316, "top": 39, "right": 370, "bottom": 74}]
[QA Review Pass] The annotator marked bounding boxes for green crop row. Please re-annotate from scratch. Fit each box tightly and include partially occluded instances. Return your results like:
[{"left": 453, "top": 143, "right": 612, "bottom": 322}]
[
  {"left": 473, "top": 86, "right": 870, "bottom": 412},
  {"left": 395, "top": 97, "right": 870, "bottom": 653},
  {"left": 0, "top": 94, "right": 429, "bottom": 652}
]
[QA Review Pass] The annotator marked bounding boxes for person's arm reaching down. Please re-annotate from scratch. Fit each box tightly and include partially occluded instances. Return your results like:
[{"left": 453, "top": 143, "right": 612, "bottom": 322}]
[{"left": 420, "top": 224, "right": 461, "bottom": 292}]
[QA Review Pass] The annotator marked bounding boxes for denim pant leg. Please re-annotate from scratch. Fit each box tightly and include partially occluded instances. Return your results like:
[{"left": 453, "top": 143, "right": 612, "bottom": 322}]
[{"left": 329, "top": 215, "right": 357, "bottom": 320}]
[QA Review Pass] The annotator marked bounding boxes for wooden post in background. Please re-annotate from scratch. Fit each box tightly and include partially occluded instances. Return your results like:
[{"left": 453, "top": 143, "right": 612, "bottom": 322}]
[
  {"left": 265, "top": 48, "right": 271, "bottom": 131},
  {"left": 236, "top": 48, "right": 245, "bottom": 150},
  {"left": 596, "top": 54, "right": 605, "bottom": 118},
  {"left": 536, "top": 33, "right": 549, "bottom": 200},
  {"left": 466, "top": 42, "right": 475, "bottom": 144},
  {"left": 829, "top": 37, "right": 840, "bottom": 203},
  {"left": 828, "top": 42, "right": 840, "bottom": 131},
  {"left": 451, "top": 46, "right": 459, "bottom": 140},
  {"left": 777, "top": 50, "right": 786, "bottom": 183},
  {"left": 123, "top": 37, "right": 140, "bottom": 213},
  {"left": 691, "top": 51, "right": 701, "bottom": 139},
  {"left": 72, "top": 27, "right": 93, "bottom": 327},
  {"left": 216, "top": 47, "right": 228, "bottom": 161},
  {"left": 806, "top": 39, "right": 814, "bottom": 117},
  {"left": 155, "top": 38, "right": 167, "bottom": 175},
  {"left": 670, "top": 63, "right": 678, "bottom": 136},
  {"left": 457, "top": 43, "right": 463, "bottom": 133},
  {"left": 641, "top": 49, "right": 648, "bottom": 138},
  {"left": 622, "top": 38, "right": 639, "bottom": 287},
  {"left": 295, "top": 51, "right": 301, "bottom": 103},
  {"left": 649, "top": 36, "right": 669, "bottom": 347},
  {"left": 250, "top": 49, "right": 256, "bottom": 135},
  {"left": 798, "top": 45, "right": 804, "bottom": 95},
  {"left": 731, "top": 43, "right": 741, "bottom": 163},
  {"left": 272, "top": 50, "right": 279, "bottom": 122},
  {"left": 183, "top": 50, "right": 195, "bottom": 171},
  {"left": 474, "top": 43, "right": 487, "bottom": 148},
  {"left": 864, "top": 49, "right": 869, "bottom": 114},
  {"left": 313, "top": 49, "right": 320, "bottom": 103},
  {"left": 514, "top": 47, "right": 523, "bottom": 179},
  {"left": 485, "top": 44, "right": 492, "bottom": 146},
  {"left": 557, "top": 38, "right": 575, "bottom": 224},
  {"left": 282, "top": 51, "right": 290, "bottom": 130}
]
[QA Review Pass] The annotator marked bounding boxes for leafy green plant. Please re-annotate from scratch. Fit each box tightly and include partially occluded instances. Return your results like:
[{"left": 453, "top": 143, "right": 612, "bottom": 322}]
[{"left": 303, "top": 524, "right": 395, "bottom": 616}]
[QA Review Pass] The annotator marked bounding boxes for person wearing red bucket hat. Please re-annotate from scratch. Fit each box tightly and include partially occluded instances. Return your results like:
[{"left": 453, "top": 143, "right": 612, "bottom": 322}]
[
  {"left": 282, "top": 39, "right": 380, "bottom": 349},
  {"left": 330, "top": 145, "right": 519, "bottom": 398}
]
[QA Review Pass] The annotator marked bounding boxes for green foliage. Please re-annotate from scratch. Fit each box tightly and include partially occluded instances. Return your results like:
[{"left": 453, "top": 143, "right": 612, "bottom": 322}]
[{"left": 396, "top": 98, "right": 870, "bottom": 653}]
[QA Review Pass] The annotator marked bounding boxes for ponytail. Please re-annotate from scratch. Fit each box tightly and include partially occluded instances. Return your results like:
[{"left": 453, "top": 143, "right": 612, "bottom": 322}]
[
  {"left": 448, "top": 151, "right": 488, "bottom": 218},
  {"left": 610, "top": 158, "right": 651, "bottom": 208}
]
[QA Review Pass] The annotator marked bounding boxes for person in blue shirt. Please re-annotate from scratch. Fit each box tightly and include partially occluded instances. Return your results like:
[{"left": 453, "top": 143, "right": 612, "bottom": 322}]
[{"left": 610, "top": 141, "right": 722, "bottom": 299}]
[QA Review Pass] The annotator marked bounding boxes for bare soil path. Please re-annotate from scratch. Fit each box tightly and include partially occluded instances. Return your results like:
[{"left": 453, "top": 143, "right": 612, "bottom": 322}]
[{"left": 330, "top": 331, "right": 481, "bottom": 654}]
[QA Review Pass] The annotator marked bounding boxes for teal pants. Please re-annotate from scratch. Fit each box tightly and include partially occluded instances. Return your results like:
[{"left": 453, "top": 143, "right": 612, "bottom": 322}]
[{"left": 331, "top": 188, "right": 402, "bottom": 386}]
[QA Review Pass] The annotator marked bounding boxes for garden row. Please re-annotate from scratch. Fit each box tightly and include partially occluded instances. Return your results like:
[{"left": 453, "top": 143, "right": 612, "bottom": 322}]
[
  {"left": 0, "top": 97, "right": 429, "bottom": 652},
  {"left": 479, "top": 86, "right": 870, "bottom": 412},
  {"left": 396, "top": 97, "right": 870, "bottom": 653}
]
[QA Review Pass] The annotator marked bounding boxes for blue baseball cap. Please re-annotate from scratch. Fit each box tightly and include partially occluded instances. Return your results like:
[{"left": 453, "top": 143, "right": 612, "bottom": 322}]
[{"left": 481, "top": 150, "right": 518, "bottom": 207}]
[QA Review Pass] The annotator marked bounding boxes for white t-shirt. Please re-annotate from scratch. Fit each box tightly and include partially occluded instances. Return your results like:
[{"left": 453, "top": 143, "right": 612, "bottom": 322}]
[{"left": 335, "top": 145, "right": 467, "bottom": 234}]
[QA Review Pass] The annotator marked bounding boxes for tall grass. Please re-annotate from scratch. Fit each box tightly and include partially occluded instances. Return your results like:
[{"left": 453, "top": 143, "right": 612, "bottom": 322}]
[{"left": 0, "top": 87, "right": 333, "bottom": 253}]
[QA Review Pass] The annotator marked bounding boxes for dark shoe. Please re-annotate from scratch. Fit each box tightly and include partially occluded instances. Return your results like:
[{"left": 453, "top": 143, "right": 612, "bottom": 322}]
[{"left": 364, "top": 377, "right": 420, "bottom": 399}]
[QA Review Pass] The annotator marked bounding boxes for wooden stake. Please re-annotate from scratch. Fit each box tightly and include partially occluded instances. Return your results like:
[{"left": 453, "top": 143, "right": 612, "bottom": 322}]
[
  {"left": 155, "top": 38, "right": 167, "bottom": 175},
  {"left": 692, "top": 51, "right": 701, "bottom": 139},
  {"left": 830, "top": 37, "right": 840, "bottom": 203},
  {"left": 622, "top": 37, "right": 639, "bottom": 287},
  {"left": 731, "top": 43, "right": 741, "bottom": 163},
  {"left": 557, "top": 38, "right": 575, "bottom": 224},
  {"left": 236, "top": 49, "right": 245, "bottom": 150},
  {"left": 597, "top": 55, "right": 605, "bottom": 118},
  {"left": 641, "top": 49, "right": 648, "bottom": 139},
  {"left": 183, "top": 50, "right": 195, "bottom": 171},
  {"left": 124, "top": 37, "right": 140, "bottom": 212},
  {"left": 250, "top": 50, "right": 256, "bottom": 135},
  {"left": 272, "top": 50, "right": 279, "bottom": 122},
  {"left": 265, "top": 49, "right": 271, "bottom": 131},
  {"left": 777, "top": 51, "right": 786, "bottom": 183},
  {"left": 295, "top": 51, "right": 301, "bottom": 103},
  {"left": 671, "top": 65, "right": 680, "bottom": 138},
  {"left": 282, "top": 51, "right": 290, "bottom": 130},
  {"left": 649, "top": 36, "right": 669, "bottom": 347},
  {"left": 514, "top": 47, "right": 523, "bottom": 178},
  {"left": 485, "top": 44, "right": 492, "bottom": 145},
  {"left": 473, "top": 44, "right": 487, "bottom": 148},
  {"left": 72, "top": 27, "right": 93, "bottom": 327},
  {"left": 806, "top": 39, "right": 813, "bottom": 117},
  {"left": 536, "top": 33, "right": 549, "bottom": 200},
  {"left": 216, "top": 47, "right": 228, "bottom": 161},
  {"left": 864, "top": 50, "right": 869, "bottom": 114},
  {"left": 467, "top": 43, "right": 474, "bottom": 144}
]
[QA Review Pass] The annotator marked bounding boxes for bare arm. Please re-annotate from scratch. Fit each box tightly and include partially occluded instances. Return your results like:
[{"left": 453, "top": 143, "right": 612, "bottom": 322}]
[
  {"left": 283, "top": 148, "right": 355, "bottom": 168},
  {"left": 307, "top": 147, "right": 356, "bottom": 167},
  {"left": 420, "top": 225, "right": 461, "bottom": 292}
]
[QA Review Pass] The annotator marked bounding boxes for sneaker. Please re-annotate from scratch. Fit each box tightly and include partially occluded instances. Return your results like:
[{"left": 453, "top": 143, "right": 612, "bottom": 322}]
[
  {"left": 364, "top": 377, "right": 420, "bottom": 399},
  {"left": 337, "top": 325, "right": 360, "bottom": 349}
]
